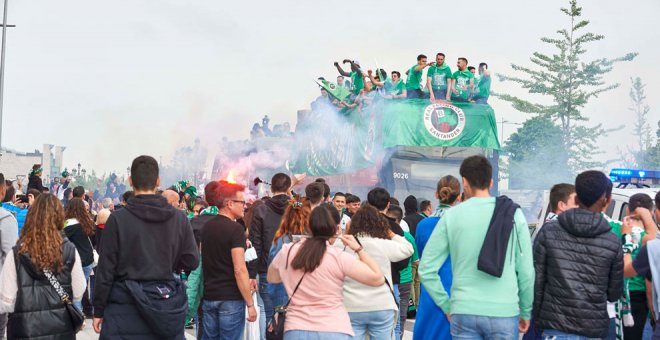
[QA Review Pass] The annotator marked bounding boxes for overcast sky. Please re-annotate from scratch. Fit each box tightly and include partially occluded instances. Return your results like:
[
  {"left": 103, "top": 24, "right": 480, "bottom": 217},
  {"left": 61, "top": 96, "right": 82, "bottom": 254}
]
[{"left": 1, "top": 0, "right": 658, "bottom": 174}]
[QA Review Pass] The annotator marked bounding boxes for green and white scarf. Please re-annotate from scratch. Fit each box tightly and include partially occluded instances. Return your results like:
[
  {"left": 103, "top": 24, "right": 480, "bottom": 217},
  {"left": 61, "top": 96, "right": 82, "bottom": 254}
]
[
  {"left": 200, "top": 206, "right": 219, "bottom": 216},
  {"left": 430, "top": 203, "right": 452, "bottom": 219}
]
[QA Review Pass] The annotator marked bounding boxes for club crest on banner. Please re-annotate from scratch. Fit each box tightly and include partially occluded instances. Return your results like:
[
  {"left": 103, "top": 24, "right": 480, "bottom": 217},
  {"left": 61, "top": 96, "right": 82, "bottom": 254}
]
[{"left": 423, "top": 102, "right": 466, "bottom": 140}]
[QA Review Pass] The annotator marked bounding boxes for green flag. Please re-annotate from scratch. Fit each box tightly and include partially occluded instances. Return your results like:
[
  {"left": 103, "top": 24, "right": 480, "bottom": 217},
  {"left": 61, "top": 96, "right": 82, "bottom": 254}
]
[
  {"left": 382, "top": 100, "right": 500, "bottom": 149},
  {"left": 316, "top": 79, "right": 351, "bottom": 101}
]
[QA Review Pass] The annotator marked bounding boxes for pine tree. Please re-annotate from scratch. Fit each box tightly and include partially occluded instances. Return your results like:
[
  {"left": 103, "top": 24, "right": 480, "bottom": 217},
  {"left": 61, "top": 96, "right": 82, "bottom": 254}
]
[{"left": 498, "top": 0, "right": 637, "bottom": 172}]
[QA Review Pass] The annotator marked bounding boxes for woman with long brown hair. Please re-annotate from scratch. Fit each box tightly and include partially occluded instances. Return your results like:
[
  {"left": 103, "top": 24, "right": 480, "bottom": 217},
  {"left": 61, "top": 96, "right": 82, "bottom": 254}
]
[
  {"left": 267, "top": 205, "right": 385, "bottom": 339},
  {"left": 0, "top": 194, "right": 86, "bottom": 339},
  {"left": 267, "top": 199, "right": 312, "bottom": 309},
  {"left": 343, "top": 204, "right": 414, "bottom": 340},
  {"left": 64, "top": 197, "right": 96, "bottom": 311}
]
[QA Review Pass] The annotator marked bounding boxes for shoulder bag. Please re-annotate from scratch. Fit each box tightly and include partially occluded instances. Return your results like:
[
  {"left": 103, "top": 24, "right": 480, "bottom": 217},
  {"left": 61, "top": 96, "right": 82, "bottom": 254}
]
[
  {"left": 43, "top": 269, "right": 85, "bottom": 333},
  {"left": 266, "top": 242, "right": 306, "bottom": 340}
]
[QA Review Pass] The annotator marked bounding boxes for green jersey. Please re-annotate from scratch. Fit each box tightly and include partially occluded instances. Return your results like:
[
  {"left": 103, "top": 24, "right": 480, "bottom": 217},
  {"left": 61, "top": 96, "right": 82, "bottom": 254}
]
[
  {"left": 406, "top": 65, "right": 424, "bottom": 90},
  {"left": 606, "top": 215, "right": 646, "bottom": 292},
  {"left": 385, "top": 79, "right": 406, "bottom": 96},
  {"left": 350, "top": 71, "right": 364, "bottom": 95},
  {"left": 399, "top": 231, "right": 419, "bottom": 283},
  {"left": 452, "top": 69, "right": 474, "bottom": 100},
  {"left": 473, "top": 74, "right": 481, "bottom": 94},
  {"left": 427, "top": 63, "right": 452, "bottom": 91},
  {"left": 476, "top": 74, "right": 492, "bottom": 98}
]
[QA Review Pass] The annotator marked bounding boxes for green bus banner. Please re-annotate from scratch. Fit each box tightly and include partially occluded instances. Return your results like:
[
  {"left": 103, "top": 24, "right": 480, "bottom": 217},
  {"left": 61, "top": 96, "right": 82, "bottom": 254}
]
[
  {"left": 290, "top": 99, "right": 500, "bottom": 176},
  {"left": 382, "top": 100, "right": 501, "bottom": 149}
]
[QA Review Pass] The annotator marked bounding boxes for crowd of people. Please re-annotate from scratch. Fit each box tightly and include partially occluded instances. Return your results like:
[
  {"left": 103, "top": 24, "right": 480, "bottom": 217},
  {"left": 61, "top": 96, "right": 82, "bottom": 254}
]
[
  {"left": 250, "top": 115, "right": 293, "bottom": 140},
  {"left": 312, "top": 54, "right": 492, "bottom": 113},
  {"left": 0, "top": 153, "right": 658, "bottom": 340}
]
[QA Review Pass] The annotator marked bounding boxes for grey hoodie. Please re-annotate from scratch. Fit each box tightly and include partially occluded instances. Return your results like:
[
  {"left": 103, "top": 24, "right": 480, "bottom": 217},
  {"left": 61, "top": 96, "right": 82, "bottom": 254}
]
[{"left": 0, "top": 207, "right": 18, "bottom": 269}]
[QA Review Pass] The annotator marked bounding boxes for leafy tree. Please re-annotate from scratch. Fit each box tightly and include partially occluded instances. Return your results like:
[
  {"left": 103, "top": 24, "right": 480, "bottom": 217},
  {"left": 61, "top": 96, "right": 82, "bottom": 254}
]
[
  {"left": 498, "top": 0, "right": 637, "bottom": 173},
  {"left": 619, "top": 78, "right": 659, "bottom": 169},
  {"left": 504, "top": 116, "right": 573, "bottom": 189},
  {"left": 630, "top": 77, "right": 652, "bottom": 152},
  {"left": 636, "top": 121, "right": 660, "bottom": 169}
]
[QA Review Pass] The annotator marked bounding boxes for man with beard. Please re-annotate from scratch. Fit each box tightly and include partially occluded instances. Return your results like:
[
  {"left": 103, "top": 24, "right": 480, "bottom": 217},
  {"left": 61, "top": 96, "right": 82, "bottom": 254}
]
[
  {"left": 450, "top": 57, "right": 474, "bottom": 102},
  {"left": 427, "top": 53, "right": 453, "bottom": 101}
]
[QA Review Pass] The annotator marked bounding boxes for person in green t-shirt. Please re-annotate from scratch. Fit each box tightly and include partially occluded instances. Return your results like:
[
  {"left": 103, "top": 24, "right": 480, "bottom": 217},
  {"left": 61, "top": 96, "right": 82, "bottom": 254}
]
[
  {"left": 406, "top": 54, "right": 433, "bottom": 99},
  {"left": 366, "top": 68, "right": 390, "bottom": 98},
  {"left": 468, "top": 66, "right": 480, "bottom": 100},
  {"left": 620, "top": 194, "right": 657, "bottom": 339},
  {"left": 450, "top": 57, "right": 474, "bottom": 102},
  {"left": 427, "top": 53, "right": 453, "bottom": 102},
  {"left": 369, "top": 70, "right": 407, "bottom": 99},
  {"left": 334, "top": 59, "right": 364, "bottom": 95},
  {"left": 473, "top": 63, "right": 492, "bottom": 104},
  {"left": 336, "top": 75, "right": 346, "bottom": 89}
]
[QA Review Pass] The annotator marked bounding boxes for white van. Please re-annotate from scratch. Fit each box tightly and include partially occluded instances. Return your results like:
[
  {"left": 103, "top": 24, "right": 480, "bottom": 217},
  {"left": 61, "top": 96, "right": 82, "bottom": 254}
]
[{"left": 530, "top": 187, "right": 657, "bottom": 242}]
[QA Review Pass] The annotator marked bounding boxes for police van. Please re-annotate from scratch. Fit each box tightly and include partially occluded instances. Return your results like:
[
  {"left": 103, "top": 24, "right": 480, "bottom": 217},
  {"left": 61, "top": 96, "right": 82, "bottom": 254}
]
[{"left": 530, "top": 168, "right": 658, "bottom": 242}]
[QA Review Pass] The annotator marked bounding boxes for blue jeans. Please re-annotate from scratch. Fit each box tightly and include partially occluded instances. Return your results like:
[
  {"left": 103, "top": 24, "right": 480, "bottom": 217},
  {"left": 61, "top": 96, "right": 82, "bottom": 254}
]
[
  {"left": 603, "top": 318, "right": 616, "bottom": 340},
  {"left": 349, "top": 310, "right": 396, "bottom": 340},
  {"left": 542, "top": 329, "right": 601, "bottom": 340},
  {"left": 393, "top": 284, "right": 401, "bottom": 340},
  {"left": 202, "top": 299, "right": 245, "bottom": 340},
  {"left": 284, "top": 330, "right": 352, "bottom": 340},
  {"left": 450, "top": 314, "right": 519, "bottom": 339},
  {"left": 258, "top": 275, "right": 275, "bottom": 339},
  {"left": 74, "top": 264, "right": 93, "bottom": 311},
  {"left": 406, "top": 89, "right": 426, "bottom": 99}
]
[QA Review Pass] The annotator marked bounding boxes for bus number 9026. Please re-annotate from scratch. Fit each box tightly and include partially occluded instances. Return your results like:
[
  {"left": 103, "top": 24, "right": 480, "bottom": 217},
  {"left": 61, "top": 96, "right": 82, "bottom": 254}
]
[{"left": 393, "top": 172, "right": 409, "bottom": 180}]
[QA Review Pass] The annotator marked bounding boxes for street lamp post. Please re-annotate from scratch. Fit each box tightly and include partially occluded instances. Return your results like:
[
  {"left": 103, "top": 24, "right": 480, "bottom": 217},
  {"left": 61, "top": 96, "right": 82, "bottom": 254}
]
[{"left": 0, "top": 0, "right": 16, "bottom": 155}]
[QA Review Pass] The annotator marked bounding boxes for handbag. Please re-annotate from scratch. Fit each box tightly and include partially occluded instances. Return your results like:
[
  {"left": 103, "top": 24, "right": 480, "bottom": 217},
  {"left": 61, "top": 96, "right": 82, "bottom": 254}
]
[
  {"left": 244, "top": 292, "right": 261, "bottom": 340},
  {"left": 43, "top": 269, "right": 85, "bottom": 333},
  {"left": 266, "top": 242, "right": 306, "bottom": 340}
]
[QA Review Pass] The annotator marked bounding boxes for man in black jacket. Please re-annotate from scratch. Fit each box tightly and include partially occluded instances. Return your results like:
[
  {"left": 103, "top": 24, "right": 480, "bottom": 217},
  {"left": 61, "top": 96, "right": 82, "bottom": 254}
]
[
  {"left": 248, "top": 173, "right": 291, "bottom": 331},
  {"left": 92, "top": 155, "right": 199, "bottom": 338},
  {"left": 533, "top": 171, "right": 623, "bottom": 338}
]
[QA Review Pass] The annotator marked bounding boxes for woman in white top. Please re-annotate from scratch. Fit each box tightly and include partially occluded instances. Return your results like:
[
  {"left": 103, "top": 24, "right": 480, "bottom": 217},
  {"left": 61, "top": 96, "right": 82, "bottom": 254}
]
[
  {"left": 341, "top": 204, "right": 414, "bottom": 340},
  {"left": 0, "top": 194, "right": 86, "bottom": 339}
]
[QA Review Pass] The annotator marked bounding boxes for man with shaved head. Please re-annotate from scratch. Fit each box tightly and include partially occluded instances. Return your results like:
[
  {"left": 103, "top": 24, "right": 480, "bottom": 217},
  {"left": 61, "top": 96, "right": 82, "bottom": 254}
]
[{"left": 163, "top": 189, "right": 180, "bottom": 208}]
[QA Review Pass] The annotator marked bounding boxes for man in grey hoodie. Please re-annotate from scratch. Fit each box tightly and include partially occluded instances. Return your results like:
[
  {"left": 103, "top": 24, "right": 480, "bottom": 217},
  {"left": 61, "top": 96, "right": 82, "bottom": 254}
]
[{"left": 0, "top": 173, "right": 18, "bottom": 336}]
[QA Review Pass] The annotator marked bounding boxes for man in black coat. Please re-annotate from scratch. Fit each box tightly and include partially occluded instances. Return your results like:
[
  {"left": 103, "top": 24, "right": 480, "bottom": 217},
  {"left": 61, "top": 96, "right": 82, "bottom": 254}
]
[
  {"left": 533, "top": 171, "right": 623, "bottom": 338},
  {"left": 92, "top": 155, "right": 199, "bottom": 339},
  {"left": 248, "top": 173, "right": 291, "bottom": 327}
]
